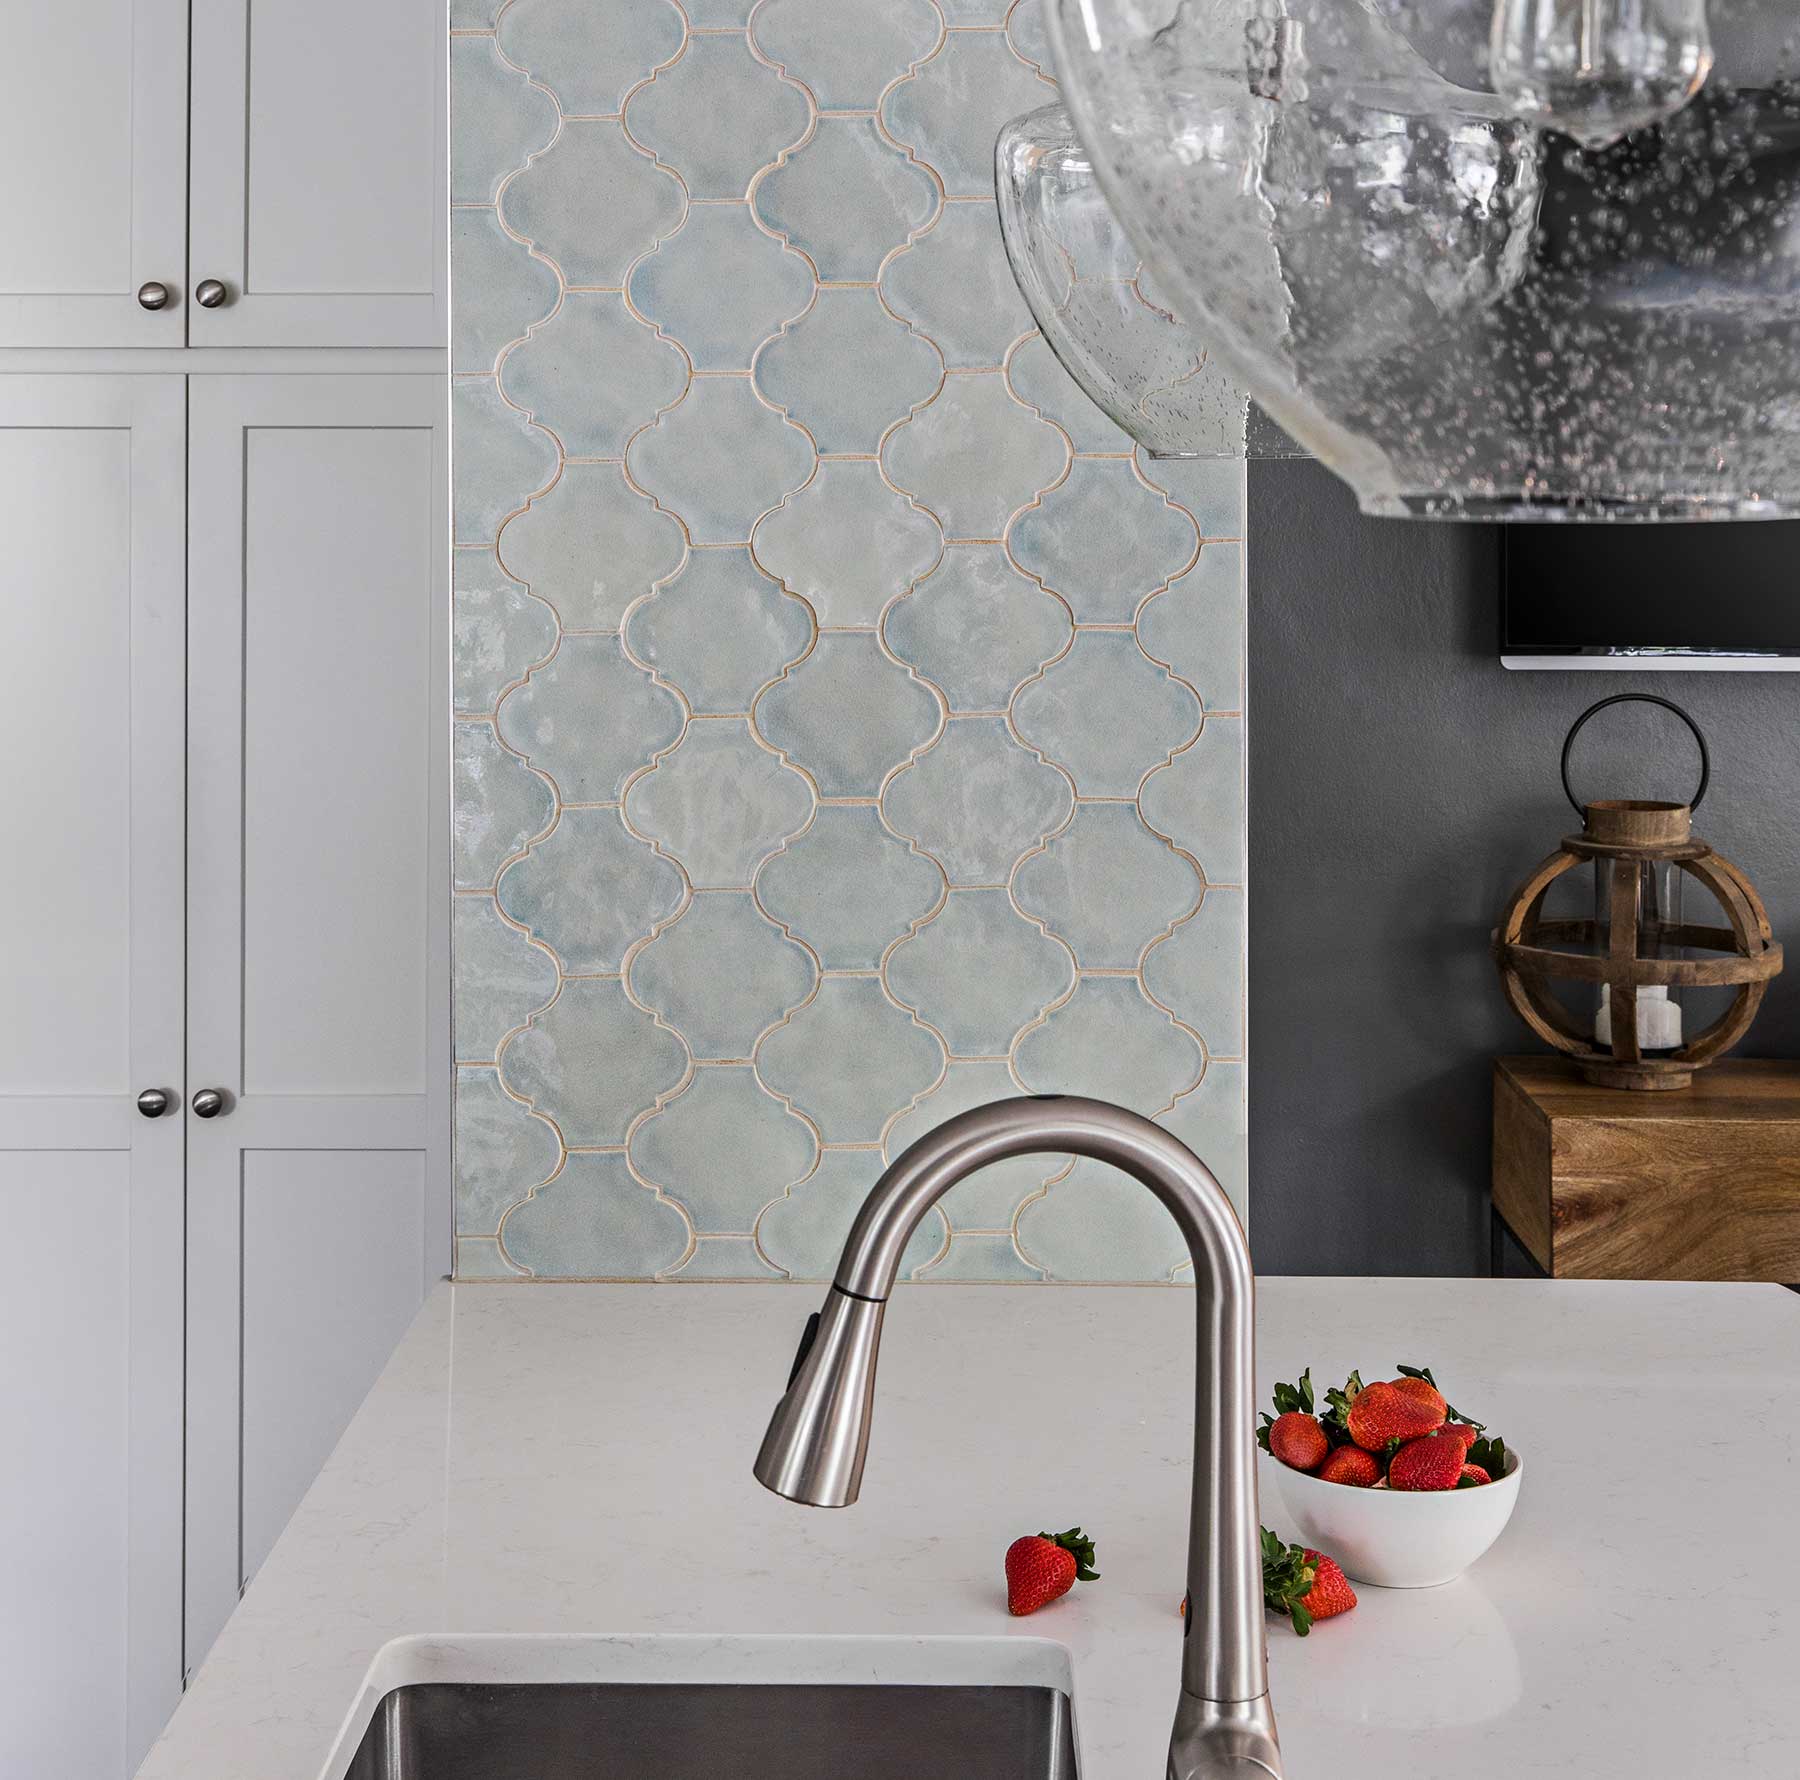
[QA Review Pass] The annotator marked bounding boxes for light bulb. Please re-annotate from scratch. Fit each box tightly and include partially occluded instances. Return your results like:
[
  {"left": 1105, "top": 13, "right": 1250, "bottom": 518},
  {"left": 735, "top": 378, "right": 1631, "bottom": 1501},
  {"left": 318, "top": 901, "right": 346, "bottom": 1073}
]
[{"left": 1489, "top": 0, "right": 1714, "bottom": 148}]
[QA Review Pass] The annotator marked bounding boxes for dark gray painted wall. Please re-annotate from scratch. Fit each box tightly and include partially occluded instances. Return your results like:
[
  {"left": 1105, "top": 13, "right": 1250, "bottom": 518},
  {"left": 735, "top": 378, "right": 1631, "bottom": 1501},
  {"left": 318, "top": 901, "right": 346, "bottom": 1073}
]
[{"left": 1246, "top": 458, "right": 1800, "bottom": 1277}]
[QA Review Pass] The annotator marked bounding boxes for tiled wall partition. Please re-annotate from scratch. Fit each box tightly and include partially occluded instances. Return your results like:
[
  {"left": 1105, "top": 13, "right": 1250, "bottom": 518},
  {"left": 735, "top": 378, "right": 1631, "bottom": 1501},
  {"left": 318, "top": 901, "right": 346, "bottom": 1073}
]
[{"left": 449, "top": 0, "right": 1248, "bottom": 1281}]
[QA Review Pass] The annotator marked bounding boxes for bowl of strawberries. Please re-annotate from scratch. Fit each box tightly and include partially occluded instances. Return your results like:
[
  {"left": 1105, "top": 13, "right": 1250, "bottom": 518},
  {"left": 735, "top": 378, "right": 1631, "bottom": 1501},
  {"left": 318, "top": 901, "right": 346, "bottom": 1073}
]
[{"left": 1257, "top": 1365, "right": 1521, "bottom": 1589}]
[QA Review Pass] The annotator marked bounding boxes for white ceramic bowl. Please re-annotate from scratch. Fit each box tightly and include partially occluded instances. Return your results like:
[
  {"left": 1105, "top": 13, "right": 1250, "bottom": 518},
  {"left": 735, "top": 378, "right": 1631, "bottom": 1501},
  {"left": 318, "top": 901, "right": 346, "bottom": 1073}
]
[{"left": 1271, "top": 1448, "right": 1523, "bottom": 1588}]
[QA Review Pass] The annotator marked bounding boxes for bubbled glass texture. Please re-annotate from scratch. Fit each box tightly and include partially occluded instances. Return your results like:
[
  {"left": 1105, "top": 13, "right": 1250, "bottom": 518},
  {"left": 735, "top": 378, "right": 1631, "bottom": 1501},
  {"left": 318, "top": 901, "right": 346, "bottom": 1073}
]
[{"left": 1047, "top": 0, "right": 1800, "bottom": 519}]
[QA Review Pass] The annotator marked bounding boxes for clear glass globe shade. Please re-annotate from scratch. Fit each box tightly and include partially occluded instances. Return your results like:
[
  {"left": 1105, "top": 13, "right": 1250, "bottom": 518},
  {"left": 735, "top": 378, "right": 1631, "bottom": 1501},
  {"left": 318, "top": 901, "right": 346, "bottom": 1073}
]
[{"left": 1046, "top": 0, "right": 1800, "bottom": 520}]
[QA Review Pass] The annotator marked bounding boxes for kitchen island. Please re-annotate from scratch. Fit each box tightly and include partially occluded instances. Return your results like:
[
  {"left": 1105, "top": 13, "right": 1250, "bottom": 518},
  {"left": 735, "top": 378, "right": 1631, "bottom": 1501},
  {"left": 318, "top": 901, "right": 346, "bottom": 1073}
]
[{"left": 137, "top": 1278, "right": 1799, "bottom": 1778}]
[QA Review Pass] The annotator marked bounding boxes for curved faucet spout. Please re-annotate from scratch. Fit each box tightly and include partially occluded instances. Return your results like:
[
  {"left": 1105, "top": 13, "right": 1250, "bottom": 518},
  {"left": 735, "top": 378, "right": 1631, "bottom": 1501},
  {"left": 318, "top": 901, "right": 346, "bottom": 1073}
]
[{"left": 752, "top": 1095, "right": 1281, "bottom": 1778}]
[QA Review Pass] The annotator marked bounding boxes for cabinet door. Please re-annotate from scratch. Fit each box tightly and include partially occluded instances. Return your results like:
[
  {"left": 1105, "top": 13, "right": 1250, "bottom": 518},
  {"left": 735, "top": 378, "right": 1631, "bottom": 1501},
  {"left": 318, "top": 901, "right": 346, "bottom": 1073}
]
[
  {"left": 184, "top": 375, "right": 450, "bottom": 1672},
  {"left": 188, "top": 0, "right": 446, "bottom": 346},
  {"left": 0, "top": 1, "right": 187, "bottom": 345},
  {"left": 0, "top": 376, "right": 185, "bottom": 1776}
]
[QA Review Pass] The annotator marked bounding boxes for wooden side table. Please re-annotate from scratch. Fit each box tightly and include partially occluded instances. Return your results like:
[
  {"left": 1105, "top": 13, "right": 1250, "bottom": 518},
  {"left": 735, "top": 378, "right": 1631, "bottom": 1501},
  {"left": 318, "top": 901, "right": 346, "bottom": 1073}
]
[{"left": 1492, "top": 1056, "right": 1800, "bottom": 1280}]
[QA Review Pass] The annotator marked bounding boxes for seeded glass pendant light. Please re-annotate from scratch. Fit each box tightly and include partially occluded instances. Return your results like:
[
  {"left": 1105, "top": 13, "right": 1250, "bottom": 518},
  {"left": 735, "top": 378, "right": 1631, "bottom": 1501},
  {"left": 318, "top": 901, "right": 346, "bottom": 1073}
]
[{"left": 1012, "top": 0, "right": 1800, "bottom": 519}]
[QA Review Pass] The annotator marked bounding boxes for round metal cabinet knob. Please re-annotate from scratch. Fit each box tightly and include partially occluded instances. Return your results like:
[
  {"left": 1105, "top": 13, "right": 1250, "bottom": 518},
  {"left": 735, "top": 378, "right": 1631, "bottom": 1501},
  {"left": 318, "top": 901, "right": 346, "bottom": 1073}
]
[
  {"left": 137, "top": 281, "right": 171, "bottom": 311},
  {"left": 195, "top": 279, "right": 229, "bottom": 309},
  {"left": 136, "top": 1087, "right": 171, "bottom": 1119},
  {"left": 191, "top": 1087, "right": 228, "bottom": 1119}
]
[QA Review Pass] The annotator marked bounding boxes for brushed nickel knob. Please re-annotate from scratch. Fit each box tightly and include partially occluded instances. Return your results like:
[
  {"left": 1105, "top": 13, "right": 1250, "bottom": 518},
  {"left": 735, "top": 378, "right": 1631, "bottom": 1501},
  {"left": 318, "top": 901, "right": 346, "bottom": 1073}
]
[
  {"left": 136, "top": 1088, "right": 171, "bottom": 1118},
  {"left": 137, "top": 281, "right": 171, "bottom": 311},
  {"left": 195, "top": 279, "right": 228, "bottom": 309},
  {"left": 191, "top": 1087, "right": 228, "bottom": 1119}
]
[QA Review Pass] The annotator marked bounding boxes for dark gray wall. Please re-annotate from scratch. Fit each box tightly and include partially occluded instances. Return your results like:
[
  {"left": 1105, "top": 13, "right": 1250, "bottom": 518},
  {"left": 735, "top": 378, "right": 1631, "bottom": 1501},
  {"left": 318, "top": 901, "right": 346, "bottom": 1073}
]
[{"left": 1247, "top": 458, "right": 1800, "bottom": 1277}]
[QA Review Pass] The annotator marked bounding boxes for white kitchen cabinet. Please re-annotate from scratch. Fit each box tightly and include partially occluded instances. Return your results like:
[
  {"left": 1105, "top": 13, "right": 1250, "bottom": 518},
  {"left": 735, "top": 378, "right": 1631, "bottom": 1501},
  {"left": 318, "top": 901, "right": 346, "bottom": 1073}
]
[
  {"left": 188, "top": 0, "right": 446, "bottom": 346},
  {"left": 183, "top": 374, "right": 451, "bottom": 1673},
  {"left": 0, "top": 2, "right": 187, "bottom": 346},
  {"left": 0, "top": 0, "right": 444, "bottom": 349},
  {"left": 0, "top": 376, "right": 187, "bottom": 1775}
]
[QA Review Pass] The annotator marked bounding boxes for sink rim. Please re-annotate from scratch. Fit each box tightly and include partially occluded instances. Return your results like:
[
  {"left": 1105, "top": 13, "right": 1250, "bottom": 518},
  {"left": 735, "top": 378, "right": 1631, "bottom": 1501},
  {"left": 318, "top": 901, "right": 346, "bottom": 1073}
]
[{"left": 322, "top": 1632, "right": 1079, "bottom": 1780}]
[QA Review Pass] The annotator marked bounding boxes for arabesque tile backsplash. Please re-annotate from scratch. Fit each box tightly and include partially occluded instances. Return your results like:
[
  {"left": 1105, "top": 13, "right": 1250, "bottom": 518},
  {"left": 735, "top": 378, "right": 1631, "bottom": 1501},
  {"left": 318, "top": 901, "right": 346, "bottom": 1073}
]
[{"left": 450, "top": 0, "right": 1248, "bottom": 1282}]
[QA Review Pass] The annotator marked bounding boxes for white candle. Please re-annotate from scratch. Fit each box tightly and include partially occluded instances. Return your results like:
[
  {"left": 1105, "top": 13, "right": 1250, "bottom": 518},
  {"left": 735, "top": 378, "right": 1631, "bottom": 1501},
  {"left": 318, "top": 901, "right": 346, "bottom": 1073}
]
[{"left": 1595, "top": 984, "right": 1683, "bottom": 1051}]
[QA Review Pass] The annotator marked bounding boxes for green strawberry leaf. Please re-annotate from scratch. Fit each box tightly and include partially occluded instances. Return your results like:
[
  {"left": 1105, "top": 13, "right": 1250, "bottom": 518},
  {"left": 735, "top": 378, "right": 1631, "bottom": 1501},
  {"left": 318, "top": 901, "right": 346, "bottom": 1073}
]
[
  {"left": 1256, "top": 1413, "right": 1274, "bottom": 1453},
  {"left": 1044, "top": 1527, "right": 1100, "bottom": 1582},
  {"left": 1259, "top": 1525, "right": 1319, "bottom": 1637},
  {"left": 1320, "top": 1369, "right": 1364, "bottom": 1442},
  {"left": 1269, "top": 1368, "right": 1315, "bottom": 1418},
  {"left": 1467, "top": 1434, "right": 1508, "bottom": 1477}
]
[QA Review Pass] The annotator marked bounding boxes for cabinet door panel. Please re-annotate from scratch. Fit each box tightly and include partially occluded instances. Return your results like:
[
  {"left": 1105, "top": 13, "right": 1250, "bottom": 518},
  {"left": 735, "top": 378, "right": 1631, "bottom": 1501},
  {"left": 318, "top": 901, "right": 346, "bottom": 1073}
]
[
  {"left": 0, "top": 1, "right": 186, "bottom": 345},
  {"left": 0, "top": 376, "right": 185, "bottom": 1775},
  {"left": 189, "top": 0, "right": 446, "bottom": 346},
  {"left": 185, "top": 375, "right": 450, "bottom": 1673}
]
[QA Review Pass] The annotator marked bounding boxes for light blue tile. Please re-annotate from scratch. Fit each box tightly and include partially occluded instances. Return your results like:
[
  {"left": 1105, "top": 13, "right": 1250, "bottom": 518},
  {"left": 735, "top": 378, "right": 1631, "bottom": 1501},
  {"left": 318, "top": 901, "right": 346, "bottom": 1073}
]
[
  {"left": 630, "top": 1064, "right": 817, "bottom": 1229},
  {"left": 881, "top": 204, "right": 1037, "bottom": 369},
  {"left": 754, "top": 978, "right": 943, "bottom": 1143},
  {"left": 1015, "top": 975, "right": 1203, "bottom": 1113},
  {"left": 454, "top": 722, "right": 556, "bottom": 890},
  {"left": 756, "top": 1149, "right": 945, "bottom": 1278},
  {"left": 750, "top": 0, "right": 942, "bottom": 110},
  {"left": 880, "top": 716, "right": 1072, "bottom": 886},
  {"left": 752, "top": 461, "right": 942, "bottom": 628},
  {"left": 882, "top": 31, "right": 1051, "bottom": 198},
  {"left": 500, "top": 1154, "right": 692, "bottom": 1278},
  {"left": 626, "top": 547, "right": 812, "bottom": 714},
  {"left": 885, "top": 889, "right": 1073, "bottom": 1055},
  {"left": 628, "top": 377, "right": 816, "bottom": 545},
  {"left": 1010, "top": 460, "right": 1198, "bottom": 623},
  {"left": 684, "top": 0, "right": 753, "bottom": 21},
  {"left": 497, "top": 0, "right": 686, "bottom": 116},
  {"left": 626, "top": 36, "right": 811, "bottom": 200},
  {"left": 1136, "top": 542, "right": 1244, "bottom": 712},
  {"left": 882, "top": 543, "right": 1070, "bottom": 712},
  {"left": 1138, "top": 715, "right": 1244, "bottom": 883},
  {"left": 451, "top": 36, "right": 557, "bottom": 206},
  {"left": 498, "top": 462, "right": 685, "bottom": 630},
  {"left": 913, "top": 1231, "right": 1044, "bottom": 1280},
  {"left": 754, "top": 806, "right": 943, "bottom": 969},
  {"left": 1144, "top": 886, "right": 1244, "bottom": 1058},
  {"left": 1011, "top": 632, "right": 1200, "bottom": 797},
  {"left": 500, "top": 292, "right": 688, "bottom": 456},
  {"left": 624, "top": 719, "right": 813, "bottom": 887},
  {"left": 755, "top": 633, "right": 942, "bottom": 798},
  {"left": 454, "top": 1236, "right": 529, "bottom": 1280},
  {"left": 1005, "top": 0, "right": 1054, "bottom": 75},
  {"left": 500, "top": 979, "right": 689, "bottom": 1146},
  {"left": 881, "top": 373, "right": 1066, "bottom": 539},
  {"left": 453, "top": 897, "right": 558, "bottom": 1061},
  {"left": 629, "top": 892, "right": 817, "bottom": 1059},
  {"left": 1163, "top": 1062, "right": 1248, "bottom": 1228},
  {"left": 883, "top": 1062, "right": 1050, "bottom": 1226},
  {"left": 496, "top": 635, "right": 686, "bottom": 802},
  {"left": 1137, "top": 453, "right": 1245, "bottom": 540},
  {"left": 1005, "top": 332, "right": 1135, "bottom": 454},
  {"left": 667, "top": 1237, "right": 787, "bottom": 1278},
  {"left": 1016, "top": 1158, "right": 1188, "bottom": 1282},
  {"left": 451, "top": 0, "right": 500, "bottom": 26},
  {"left": 501, "top": 120, "right": 686, "bottom": 287},
  {"left": 1014, "top": 803, "right": 1202, "bottom": 969},
  {"left": 629, "top": 207, "right": 814, "bottom": 370},
  {"left": 753, "top": 118, "right": 939, "bottom": 282},
  {"left": 497, "top": 806, "right": 686, "bottom": 972},
  {"left": 452, "top": 209, "right": 560, "bottom": 375},
  {"left": 453, "top": 380, "right": 559, "bottom": 544},
  {"left": 453, "top": 550, "right": 557, "bottom": 713},
  {"left": 754, "top": 290, "right": 941, "bottom": 454},
  {"left": 455, "top": 1069, "right": 560, "bottom": 1231}
]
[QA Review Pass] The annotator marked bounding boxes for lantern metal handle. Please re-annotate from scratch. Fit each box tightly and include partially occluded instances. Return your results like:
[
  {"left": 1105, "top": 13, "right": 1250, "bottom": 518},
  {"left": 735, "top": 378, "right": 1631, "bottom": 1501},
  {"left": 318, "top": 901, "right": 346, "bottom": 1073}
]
[{"left": 1560, "top": 693, "right": 1710, "bottom": 819}]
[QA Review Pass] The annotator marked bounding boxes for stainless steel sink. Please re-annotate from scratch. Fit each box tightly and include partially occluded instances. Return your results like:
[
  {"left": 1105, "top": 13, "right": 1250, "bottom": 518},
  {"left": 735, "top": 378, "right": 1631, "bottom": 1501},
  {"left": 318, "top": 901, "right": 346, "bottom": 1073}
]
[{"left": 343, "top": 1681, "right": 1078, "bottom": 1779}]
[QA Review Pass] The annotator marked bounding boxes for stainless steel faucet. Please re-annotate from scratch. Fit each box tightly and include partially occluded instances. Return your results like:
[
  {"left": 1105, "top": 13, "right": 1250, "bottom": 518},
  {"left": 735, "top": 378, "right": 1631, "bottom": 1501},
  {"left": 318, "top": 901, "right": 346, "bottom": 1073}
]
[{"left": 753, "top": 1095, "right": 1281, "bottom": 1779}]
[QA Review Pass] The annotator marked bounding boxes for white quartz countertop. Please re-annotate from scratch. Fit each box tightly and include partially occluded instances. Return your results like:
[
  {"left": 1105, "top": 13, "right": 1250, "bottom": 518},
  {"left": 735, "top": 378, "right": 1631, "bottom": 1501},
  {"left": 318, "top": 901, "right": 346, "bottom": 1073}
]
[{"left": 137, "top": 1277, "right": 1800, "bottom": 1779}]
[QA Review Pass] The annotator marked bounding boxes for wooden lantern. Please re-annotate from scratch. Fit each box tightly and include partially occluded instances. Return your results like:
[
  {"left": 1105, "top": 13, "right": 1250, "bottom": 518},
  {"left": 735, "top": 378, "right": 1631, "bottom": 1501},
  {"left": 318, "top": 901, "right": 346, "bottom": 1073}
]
[{"left": 1493, "top": 797, "right": 1782, "bottom": 1090}]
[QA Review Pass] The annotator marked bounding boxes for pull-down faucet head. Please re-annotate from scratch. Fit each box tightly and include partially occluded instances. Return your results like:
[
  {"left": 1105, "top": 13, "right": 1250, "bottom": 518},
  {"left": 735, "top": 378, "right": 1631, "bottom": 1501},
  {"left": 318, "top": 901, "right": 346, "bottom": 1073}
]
[{"left": 753, "top": 1095, "right": 1282, "bottom": 1779}]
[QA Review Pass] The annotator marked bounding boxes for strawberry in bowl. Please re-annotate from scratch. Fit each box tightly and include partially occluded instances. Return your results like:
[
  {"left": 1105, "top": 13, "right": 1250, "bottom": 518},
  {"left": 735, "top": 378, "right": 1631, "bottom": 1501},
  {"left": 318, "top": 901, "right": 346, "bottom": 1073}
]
[{"left": 1256, "top": 1365, "right": 1522, "bottom": 1588}]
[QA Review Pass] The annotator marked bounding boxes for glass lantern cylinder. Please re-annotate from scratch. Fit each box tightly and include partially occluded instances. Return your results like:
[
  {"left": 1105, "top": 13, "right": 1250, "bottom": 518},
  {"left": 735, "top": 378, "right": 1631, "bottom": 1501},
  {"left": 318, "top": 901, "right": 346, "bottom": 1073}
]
[{"left": 1591, "top": 848, "right": 1685, "bottom": 1051}]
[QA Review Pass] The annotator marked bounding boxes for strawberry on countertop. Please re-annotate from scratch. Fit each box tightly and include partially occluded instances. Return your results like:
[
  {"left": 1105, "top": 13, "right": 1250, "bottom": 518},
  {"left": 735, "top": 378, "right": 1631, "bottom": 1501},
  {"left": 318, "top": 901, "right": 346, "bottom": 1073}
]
[
  {"left": 1005, "top": 1527, "right": 1099, "bottom": 1617},
  {"left": 1261, "top": 1527, "right": 1356, "bottom": 1635}
]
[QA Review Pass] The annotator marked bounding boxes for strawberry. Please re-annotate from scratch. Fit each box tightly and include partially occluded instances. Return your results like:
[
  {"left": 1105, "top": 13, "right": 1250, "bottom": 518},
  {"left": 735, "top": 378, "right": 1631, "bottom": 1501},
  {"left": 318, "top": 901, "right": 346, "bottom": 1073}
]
[
  {"left": 1346, "top": 1379, "right": 1444, "bottom": 1450},
  {"left": 1269, "top": 1411, "right": 1329, "bottom": 1472},
  {"left": 1388, "top": 1430, "right": 1465, "bottom": 1491},
  {"left": 1261, "top": 1527, "right": 1356, "bottom": 1635},
  {"left": 1394, "top": 1364, "right": 1485, "bottom": 1433},
  {"left": 1388, "top": 1375, "right": 1448, "bottom": 1421},
  {"left": 1442, "top": 1420, "right": 1480, "bottom": 1453},
  {"left": 1005, "top": 1527, "right": 1099, "bottom": 1616},
  {"left": 1457, "top": 1463, "right": 1492, "bottom": 1487},
  {"left": 1317, "top": 1444, "right": 1381, "bottom": 1487}
]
